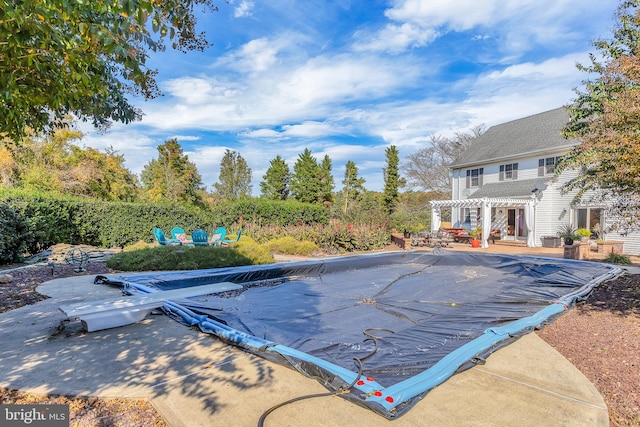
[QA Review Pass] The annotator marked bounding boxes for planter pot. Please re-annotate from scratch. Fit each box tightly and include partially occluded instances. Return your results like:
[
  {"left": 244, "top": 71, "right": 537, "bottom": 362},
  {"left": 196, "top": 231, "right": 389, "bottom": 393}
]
[
  {"left": 403, "top": 232, "right": 411, "bottom": 238},
  {"left": 470, "top": 239, "right": 481, "bottom": 248},
  {"left": 564, "top": 237, "right": 574, "bottom": 246}
]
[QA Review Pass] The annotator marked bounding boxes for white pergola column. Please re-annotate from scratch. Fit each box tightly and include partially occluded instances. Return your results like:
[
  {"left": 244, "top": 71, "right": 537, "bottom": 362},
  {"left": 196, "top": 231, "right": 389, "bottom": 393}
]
[
  {"left": 431, "top": 206, "right": 442, "bottom": 233},
  {"left": 481, "top": 198, "right": 492, "bottom": 248}
]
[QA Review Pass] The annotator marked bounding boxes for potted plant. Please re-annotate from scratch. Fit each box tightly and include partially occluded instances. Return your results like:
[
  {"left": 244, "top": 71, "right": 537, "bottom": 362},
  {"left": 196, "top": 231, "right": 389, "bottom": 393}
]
[
  {"left": 575, "top": 228, "right": 592, "bottom": 242},
  {"left": 469, "top": 226, "right": 482, "bottom": 248},
  {"left": 556, "top": 223, "right": 576, "bottom": 246}
]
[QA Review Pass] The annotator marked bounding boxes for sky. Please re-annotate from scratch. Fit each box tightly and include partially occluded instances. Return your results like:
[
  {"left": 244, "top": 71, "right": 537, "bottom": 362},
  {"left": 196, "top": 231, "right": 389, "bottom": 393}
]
[{"left": 79, "top": 0, "right": 620, "bottom": 195}]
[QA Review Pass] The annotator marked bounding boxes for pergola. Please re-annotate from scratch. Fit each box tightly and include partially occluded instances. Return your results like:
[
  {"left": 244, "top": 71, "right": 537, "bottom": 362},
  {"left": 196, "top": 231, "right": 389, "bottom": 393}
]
[{"left": 430, "top": 197, "right": 537, "bottom": 248}]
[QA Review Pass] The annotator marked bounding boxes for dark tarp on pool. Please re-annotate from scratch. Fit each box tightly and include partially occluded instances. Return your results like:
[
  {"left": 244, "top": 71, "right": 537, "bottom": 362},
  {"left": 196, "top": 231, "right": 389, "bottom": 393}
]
[{"left": 96, "top": 251, "right": 620, "bottom": 419}]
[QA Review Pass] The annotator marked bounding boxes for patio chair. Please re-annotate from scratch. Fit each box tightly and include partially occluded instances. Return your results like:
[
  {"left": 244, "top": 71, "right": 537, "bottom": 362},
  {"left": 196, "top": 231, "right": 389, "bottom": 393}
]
[
  {"left": 209, "top": 227, "right": 227, "bottom": 246},
  {"left": 221, "top": 229, "right": 242, "bottom": 246},
  {"left": 170, "top": 226, "right": 192, "bottom": 245},
  {"left": 191, "top": 229, "right": 209, "bottom": 246},
  {"left": 153, "top": 227, "right": 180, "bottom": 246}
]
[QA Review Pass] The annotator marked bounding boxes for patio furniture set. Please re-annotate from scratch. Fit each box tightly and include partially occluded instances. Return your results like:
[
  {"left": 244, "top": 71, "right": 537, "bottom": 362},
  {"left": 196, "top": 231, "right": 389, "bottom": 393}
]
[{"left": 153, "top": 226, "right": 242, "bottom": 247}]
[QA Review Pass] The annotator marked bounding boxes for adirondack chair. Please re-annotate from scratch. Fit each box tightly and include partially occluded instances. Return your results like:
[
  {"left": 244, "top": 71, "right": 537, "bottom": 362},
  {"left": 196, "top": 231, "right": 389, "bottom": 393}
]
[
  {"left": 153, "top": 227, "right": 180, "bottom": 246},
  {"left": 221, "top": 229, "right": 242, "bottom": 246},
  {"left": 209, "top": 227, "right": 227, "bottom": 246},
  {"left": 170, "top": 226, "right": 192, "bottom": 245},
  {"left": 191, "top": 229, "right": 210, "bottom": 246}
]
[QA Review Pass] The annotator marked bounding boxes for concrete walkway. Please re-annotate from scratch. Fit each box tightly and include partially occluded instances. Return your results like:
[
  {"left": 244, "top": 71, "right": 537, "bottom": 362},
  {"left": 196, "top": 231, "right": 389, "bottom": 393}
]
[{"left": 0, "top": 247, "right": 613, "bottom": 426}]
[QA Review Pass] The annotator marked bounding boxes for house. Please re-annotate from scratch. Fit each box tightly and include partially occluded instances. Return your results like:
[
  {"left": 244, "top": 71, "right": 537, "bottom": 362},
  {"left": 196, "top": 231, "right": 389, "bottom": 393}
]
[{"left": 430, "top": 107, "right": 640, "bottom": 254}]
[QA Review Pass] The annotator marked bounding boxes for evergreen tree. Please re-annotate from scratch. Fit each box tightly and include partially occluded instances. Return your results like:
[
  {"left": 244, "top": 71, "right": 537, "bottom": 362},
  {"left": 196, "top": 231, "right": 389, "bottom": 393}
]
[
  {"left": 342, "top": 160, "right": 366, "bottom": 214},
  {"left": 260, "top": 155, "right": 290, "bottom": 200},
  {"left": 382, "top": 145, "right": 405, "bottom": 214},
  {"left": 213, "top": 149, "right": 252, "bottom": 200},
  {"left": 290, "top": 148, "right": 322, "bottom": 204},
  {"left": 141, "top": 138, "right": 204, "bottom": 205},
  {"left": 319, "top": 154, "right": 335, "bottom": 207}
]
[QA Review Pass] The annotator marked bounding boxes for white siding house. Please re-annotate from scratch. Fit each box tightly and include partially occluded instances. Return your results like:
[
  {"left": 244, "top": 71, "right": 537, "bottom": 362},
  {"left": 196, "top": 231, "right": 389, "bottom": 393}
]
[{"left": 430, "top": 108, "right": 640, "bottom": 255}]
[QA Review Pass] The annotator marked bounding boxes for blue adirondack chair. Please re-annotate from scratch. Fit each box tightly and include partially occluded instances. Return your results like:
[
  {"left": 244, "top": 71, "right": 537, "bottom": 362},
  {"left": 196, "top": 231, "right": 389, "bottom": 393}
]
[
  {"left": 209, "top": 227, "right": 227, "bottom": 246},
  {"left": 153, "top": 227, "right": 180, "bottom": 246},
  {"left": 221, "top": 229, "right": 242, "bottom": 246},
  {"left": 170, "top": 226, "right": 192, "bottom": 245},
  {"left": 191, "top": 229, "right": 210, "bottom": 246}
]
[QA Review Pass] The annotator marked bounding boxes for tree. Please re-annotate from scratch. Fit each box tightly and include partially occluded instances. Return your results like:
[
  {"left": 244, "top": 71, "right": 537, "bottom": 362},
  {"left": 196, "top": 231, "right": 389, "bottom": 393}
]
[
  {"left": 560, "top": 0, "right": 640, "bottom": 232},
  {"left": 318, "top": 155, "right": 335, "bottom": 207},
  {"left": 403, "top": 126, "right": 485, "bottom": 193},
  {"left": 0, "top": 127, "right": 139, "bottom": 200},
  {"left": 382, "top": 145, "right": 405, "bottom": 214},
  {"left": 342, "top": 160, "right": 366, "bottom": 214},
  {"left": 290, "top": 148, "right": 323, "bottom": 204},
  {"left": 141, "top": 138, "right": 203, "bottom": 205},
  {"left": 260, "top": 155, "right": 290, "bottom": 200},
  {"left": 0, "top": 0, "right": 217, "bottom": 141},
  {"left": 213, "top": 149, "right": 252, "bottom": 200}
]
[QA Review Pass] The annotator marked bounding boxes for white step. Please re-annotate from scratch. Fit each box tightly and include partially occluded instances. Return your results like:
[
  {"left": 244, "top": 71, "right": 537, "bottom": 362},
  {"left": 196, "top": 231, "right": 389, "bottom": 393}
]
[{"left": 59, "top": 282, "right": 242, "bottom": 332}]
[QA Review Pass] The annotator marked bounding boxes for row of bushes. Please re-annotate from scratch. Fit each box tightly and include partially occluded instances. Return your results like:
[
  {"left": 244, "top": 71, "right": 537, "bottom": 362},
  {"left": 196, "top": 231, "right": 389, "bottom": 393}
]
[
  {"left": 0, "top": 190, "right": 331, "bottom": 263},
  {"left": 241, "top": 219, "right": 390, "bottom": 253}
]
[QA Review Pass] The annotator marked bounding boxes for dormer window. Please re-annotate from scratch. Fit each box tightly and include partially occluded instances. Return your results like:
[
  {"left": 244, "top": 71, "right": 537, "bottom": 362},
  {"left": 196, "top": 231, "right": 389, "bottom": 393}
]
[
  {"left": 499, "top": 163, "right": 518, "bottom": 181},
  {"left": 466, "top": 167, "right": 483, "bottom": 188}
]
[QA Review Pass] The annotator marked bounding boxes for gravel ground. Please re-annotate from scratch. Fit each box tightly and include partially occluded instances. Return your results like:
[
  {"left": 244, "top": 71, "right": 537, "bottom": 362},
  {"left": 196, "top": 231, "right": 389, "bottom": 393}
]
[{"left": 0, "top": 261, "right": 638, "bottom": 426}]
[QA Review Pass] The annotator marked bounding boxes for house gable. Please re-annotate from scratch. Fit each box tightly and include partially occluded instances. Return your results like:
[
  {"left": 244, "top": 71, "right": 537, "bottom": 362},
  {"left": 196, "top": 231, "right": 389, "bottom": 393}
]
[{"left": 450, "top": 107, "right": 578, "bottom": 168}]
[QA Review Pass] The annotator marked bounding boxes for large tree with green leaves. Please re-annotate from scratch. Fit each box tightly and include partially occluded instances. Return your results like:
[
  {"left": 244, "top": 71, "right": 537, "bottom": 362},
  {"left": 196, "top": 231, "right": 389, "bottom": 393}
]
[
  {"left": 0, "top": 127, "right": 139, "bottom": 200},
  {"left": 560, "top": 0, "right": 640, "bottom": 232},
  {"left": 403, "top": 126, "right": 485, "bottom": 194},
  {"left": 341, "top": 160, "right": 366, "bottom": 214},
  {"left": 0, "top": 0, "right": 217, "bottom": 141},
  {"left": 213, "top": 149, "right": 252, "bottom": 200},
  {"left": 141, "top": 138, "right": 203, "bottom": 205},
  {"left": 382, "top": 145, "right": 405, "bottom": 214},
  {"left": 260, "top": 155, "right": 290, "bottom": 200},
  {"left": 290, "top": 148, "right": 323, "bottom": 204}
]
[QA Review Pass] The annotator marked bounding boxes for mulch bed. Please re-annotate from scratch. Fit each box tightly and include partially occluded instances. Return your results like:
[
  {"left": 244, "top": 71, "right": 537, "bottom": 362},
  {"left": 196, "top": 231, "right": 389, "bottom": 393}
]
[
  {"left": 537, "top": 273, "right": 640, "bottom": 427},
  {"left": 0, "top": 261, "right": 638, "bottom": 426}
]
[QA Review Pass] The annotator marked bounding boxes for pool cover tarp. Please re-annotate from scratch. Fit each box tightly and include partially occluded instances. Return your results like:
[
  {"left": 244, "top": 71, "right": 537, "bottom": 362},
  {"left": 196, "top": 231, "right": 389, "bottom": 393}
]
[{"left": 97, "top": 251, "right": 620, "bottom": 419}]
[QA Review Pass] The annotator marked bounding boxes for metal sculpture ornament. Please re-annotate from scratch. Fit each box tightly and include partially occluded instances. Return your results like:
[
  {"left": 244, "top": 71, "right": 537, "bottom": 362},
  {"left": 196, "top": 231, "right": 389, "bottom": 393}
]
[{"left": 64, "top": 247, "right": 89, "bottom": 272}]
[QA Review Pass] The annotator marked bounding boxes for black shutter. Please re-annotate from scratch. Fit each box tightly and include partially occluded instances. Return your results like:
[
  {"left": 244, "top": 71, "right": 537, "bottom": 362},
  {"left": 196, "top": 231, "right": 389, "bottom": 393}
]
[
  {"left": 499, "top": 165, "right": 504, "bottom": 181},
  {"left": 479, "top": 168, "right": 484, "bottom": 187},
  {"left": 513, "top": 163, "right": 518, "bottom": 180},
  {"left": 466, "top": 170, "right": 470, "bottom": 188},
  {"left": 538, "top": 159, "right": 544, "bottom": 176}
]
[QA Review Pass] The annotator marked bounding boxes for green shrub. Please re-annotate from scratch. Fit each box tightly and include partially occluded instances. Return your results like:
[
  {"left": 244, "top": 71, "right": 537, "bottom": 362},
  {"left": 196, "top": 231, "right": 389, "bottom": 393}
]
[
  {"left": 231, "top": 236, "right": 276, "bottom": 264},
  {"left": 106, "top": 243, "right": 273, "bottom": 271},
  {"left": 602, "top": 252, "right": 632, "bottom": 265},
  {"left": 0, "top": 203, "right": 27, "bottom": 263},
  {"left": 265, "top": 236, "right": 319, "bottom": 256}
]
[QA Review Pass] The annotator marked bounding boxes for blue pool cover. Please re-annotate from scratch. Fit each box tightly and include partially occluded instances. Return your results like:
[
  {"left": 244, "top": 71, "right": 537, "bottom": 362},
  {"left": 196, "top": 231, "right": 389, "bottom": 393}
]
[{"left": 96, "top": 251, "right": 621, "bottom": 419}]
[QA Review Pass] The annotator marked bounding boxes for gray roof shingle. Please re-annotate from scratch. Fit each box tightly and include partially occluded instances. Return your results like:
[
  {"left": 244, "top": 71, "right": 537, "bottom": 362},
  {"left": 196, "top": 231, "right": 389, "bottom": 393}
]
[
  {"left": 450, "top": 107, "right": 578, "bottom": 168},
  {"left": 471, "top": 178, "right": 551, "bottom": 198}
]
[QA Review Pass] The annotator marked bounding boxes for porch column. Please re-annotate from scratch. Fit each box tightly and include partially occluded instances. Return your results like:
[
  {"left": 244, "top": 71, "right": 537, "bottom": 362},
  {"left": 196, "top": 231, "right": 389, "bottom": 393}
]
[
  {"left": 524, "top": 199, "right": 535, "bottom": 247},
  {"left": 481, "top": 199, "right": 492, "bottom": 248},
  {"left": 431, "top": 206, "right": 442, "bottom": 233}
]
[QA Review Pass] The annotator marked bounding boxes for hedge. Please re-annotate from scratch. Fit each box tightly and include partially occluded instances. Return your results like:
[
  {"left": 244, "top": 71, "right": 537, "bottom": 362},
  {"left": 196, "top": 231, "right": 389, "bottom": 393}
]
[{"left": 0, "top": 190, "right": 331, "bottom": 260}]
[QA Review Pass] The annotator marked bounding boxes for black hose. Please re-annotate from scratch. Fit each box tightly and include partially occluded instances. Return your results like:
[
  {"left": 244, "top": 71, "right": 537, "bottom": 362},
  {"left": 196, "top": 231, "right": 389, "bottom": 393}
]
[{"left": 256, "top": 328, "right": 395, "bottom": 427}]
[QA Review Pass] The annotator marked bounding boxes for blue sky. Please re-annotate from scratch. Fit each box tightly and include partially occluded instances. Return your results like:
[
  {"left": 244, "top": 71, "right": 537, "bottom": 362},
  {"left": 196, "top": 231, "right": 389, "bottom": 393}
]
[{"left": 80, "top": 0, "right": 619, "bottom": 195}]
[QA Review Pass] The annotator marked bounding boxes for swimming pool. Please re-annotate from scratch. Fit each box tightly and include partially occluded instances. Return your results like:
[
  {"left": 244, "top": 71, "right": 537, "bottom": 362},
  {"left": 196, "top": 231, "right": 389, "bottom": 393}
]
[{"left": 96, "top": 250, "right": 620, "bottom": 419}]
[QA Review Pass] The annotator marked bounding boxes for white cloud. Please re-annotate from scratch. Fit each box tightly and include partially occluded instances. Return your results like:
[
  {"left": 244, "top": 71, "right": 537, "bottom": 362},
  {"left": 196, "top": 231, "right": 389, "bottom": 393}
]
[
  {"left": 234, "top": 0, "right": 255, "bottom": 18},
  {"left": 357, "top": 0, "right": 614, "bottom": 55}
]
